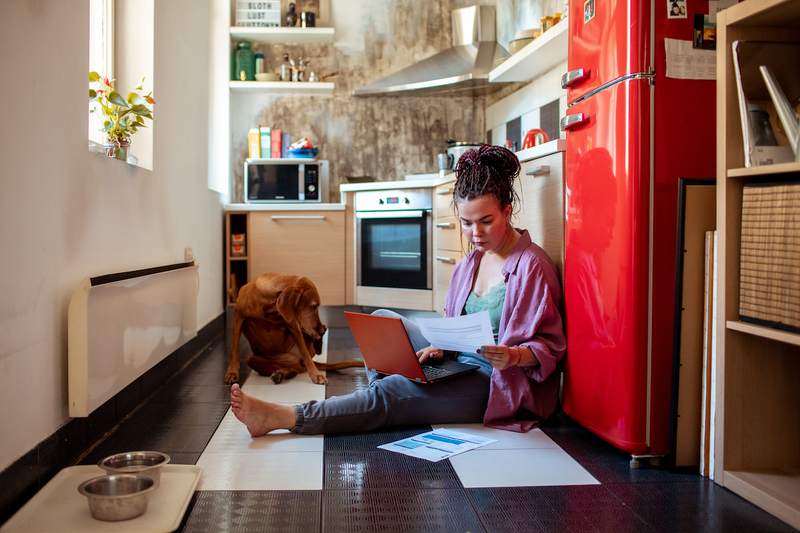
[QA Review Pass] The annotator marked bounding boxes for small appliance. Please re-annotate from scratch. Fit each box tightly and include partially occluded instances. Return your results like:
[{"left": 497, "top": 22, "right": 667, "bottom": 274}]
[{"left": 244, "top": 159, "right": 328, "bottom": 203}]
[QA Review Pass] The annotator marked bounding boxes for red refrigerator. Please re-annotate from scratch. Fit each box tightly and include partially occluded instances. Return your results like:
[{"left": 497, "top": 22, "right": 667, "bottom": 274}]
[{"left": 560, "top": 0, "right": 715, "bottom": 457}]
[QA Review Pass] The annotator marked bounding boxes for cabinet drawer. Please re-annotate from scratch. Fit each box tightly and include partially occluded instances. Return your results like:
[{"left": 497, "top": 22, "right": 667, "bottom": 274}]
[
  {"left": 432, "top": 249, "right": 463, "bottom": 314},
  {"left": 514, "top": 153, "right": 565, "bottom": 275},
  {"left": 434, "top": 182, "right": 455, "bottom": 218},
  {"left": 433, "top": 215, "right": 464, "bottom": 252},
  {"left": 249, "top": 211, "right": 345, "bottom": 304}
]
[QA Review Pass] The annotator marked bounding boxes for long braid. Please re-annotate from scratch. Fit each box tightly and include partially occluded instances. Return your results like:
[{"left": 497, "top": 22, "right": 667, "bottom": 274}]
[{"left": 453, "top": 144, "right": 521, "bottom": 213}]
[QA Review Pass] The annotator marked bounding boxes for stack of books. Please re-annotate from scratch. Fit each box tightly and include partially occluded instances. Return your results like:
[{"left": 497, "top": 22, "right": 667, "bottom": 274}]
[{"left": 247, "top": 126, "right": 293, "bottom": 159}]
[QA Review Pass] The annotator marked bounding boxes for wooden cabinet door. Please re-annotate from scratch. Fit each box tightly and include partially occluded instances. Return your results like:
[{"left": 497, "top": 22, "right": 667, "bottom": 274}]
[
  {"left": 434, "top": 182, "right": 455, "bottom": 218},
  {"left": 433, "top": 251, "right": 460, "bottom": 314},
  {"left": 514, "top": 153, "right": 565, "bottom": 277},
  {"left": 249, "top": 211, "right": 345, "bottom": 305}
]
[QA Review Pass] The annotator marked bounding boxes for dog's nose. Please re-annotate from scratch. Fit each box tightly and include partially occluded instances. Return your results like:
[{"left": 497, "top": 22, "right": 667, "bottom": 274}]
[{"left": 319, "top": 324, "right": 327, "bottom": 336}]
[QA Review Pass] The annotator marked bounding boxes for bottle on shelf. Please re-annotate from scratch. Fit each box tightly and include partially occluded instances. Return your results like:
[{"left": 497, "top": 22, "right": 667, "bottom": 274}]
[
  {"left": 255, "top": 52, "right": 265, "bottom": 75},
  {"left": 285, "top": 2, "right": 298, "bottom": 27},
  {"left": 280, "top": 53, "right": 291, "bottom": 81},
  {"left": 235, "top": 41, "right": 255, "bottom": 81}
]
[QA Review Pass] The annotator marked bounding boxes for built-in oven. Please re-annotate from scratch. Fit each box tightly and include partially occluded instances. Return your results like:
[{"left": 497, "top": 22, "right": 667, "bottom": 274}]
[{"left": 355, "top": 189, "right": 432, "bottom": 290}]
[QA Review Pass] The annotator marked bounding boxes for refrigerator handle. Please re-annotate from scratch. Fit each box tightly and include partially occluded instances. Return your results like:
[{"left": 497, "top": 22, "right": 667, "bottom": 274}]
[
  {"left": 560, "top": 113, "right": 588, "bottom": 131},
  {"left": 561, "top": 68, "right": 590, "bottom": 89}
]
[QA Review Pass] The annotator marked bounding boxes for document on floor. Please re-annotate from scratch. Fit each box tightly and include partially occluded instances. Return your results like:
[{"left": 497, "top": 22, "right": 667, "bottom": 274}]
[
  {"left": 415, "top": 311, "right": 494, "bottom": 353},
  {"left": 378, "top": 428, "right": 496, "bottom": 462}
]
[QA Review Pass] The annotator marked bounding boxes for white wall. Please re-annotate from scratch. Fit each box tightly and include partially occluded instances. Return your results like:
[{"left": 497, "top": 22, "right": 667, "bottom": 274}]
[
  {"left": 0, "top": 0, "right": 223, "bottom": 472},
  {"left": 486, "top": 61, "right": 568, "bottom": 145}
]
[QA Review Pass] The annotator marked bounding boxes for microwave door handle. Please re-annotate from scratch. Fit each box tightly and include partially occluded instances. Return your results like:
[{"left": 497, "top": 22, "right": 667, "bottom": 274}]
[{"left": 270, "top": 215, "right": 326, "bottom": 220}]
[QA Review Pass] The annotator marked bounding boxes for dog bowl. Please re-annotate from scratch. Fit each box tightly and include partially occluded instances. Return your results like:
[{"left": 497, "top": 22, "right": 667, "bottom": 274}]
[
  {"left": 78, "top": 474, "right": 156, "bottom": 521},
  {"left": 98, "top": 451, "right": 170, "bottom": 486}
]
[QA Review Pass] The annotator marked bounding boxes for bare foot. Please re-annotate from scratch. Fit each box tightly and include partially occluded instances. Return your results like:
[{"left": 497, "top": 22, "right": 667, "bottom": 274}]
[{"left": 230, "top": 384, "right": 296, "bottom": 437}]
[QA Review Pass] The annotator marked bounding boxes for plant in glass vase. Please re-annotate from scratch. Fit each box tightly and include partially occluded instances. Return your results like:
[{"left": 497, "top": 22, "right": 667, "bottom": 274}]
[{"left": 88, "top": 71, "right": 154, "bottom": 161}]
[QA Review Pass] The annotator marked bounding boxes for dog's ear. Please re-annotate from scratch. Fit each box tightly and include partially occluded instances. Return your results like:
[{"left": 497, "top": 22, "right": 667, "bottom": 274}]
[{"left": 276, "top": 283, "right": 303, "bottom": 324}]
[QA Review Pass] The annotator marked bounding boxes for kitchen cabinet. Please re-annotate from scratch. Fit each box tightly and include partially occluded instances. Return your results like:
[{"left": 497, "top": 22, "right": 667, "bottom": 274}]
[
  {"left": 225, "top": 208, "right": 346, "bottom": 306},
  {"left": 513, "top": 149, "right": 565, "bottom": 278},
  {"left": 714, "top": 1, "right": 800, "bottom": 528},
  {"left": 432, "top": 181, "right": 465, "bottom": 314}
]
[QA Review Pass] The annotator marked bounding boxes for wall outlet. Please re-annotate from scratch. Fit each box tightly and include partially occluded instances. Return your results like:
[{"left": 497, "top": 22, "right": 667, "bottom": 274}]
[{"left": 184, "top": 247, "right": 194, "bottom": 262}]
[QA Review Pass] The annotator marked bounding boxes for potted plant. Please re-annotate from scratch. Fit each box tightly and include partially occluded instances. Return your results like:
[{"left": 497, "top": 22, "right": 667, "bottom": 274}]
[{"left": 88, "top": 71, "right": 155, "bottom": 161}]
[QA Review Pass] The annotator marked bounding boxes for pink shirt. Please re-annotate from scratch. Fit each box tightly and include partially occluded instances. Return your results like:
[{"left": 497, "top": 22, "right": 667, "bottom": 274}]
[{"left": 444, "top": 230, "right": 566, "bottom": 432}]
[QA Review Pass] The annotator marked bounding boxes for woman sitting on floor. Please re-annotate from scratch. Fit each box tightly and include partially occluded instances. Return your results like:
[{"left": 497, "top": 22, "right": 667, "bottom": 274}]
[{"left": 230, "top": 144, "right": 565, "bottom": 434}]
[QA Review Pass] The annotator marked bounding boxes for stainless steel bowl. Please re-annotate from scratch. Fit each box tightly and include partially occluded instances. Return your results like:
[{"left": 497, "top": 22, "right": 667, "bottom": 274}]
[
  {"left": 98, "top": 451, "right": 170, "bottom": 485},
  {"left": 78, "top": 474, "right": 156, "bottom": 521}
]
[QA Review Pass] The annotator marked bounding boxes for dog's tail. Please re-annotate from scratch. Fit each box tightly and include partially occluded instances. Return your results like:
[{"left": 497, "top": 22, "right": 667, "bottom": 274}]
[{"left": 314, "top": 359, "right": 364, "bottom": 370}]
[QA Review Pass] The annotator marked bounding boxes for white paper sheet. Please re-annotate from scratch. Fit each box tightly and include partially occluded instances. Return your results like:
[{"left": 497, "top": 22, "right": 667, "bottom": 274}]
[
  {"left": 415, "top": 311, "right": 495, "bottom": 353},
  {"left": 665, "top": 38, "right": 716, "bottom": 80},
  {"left": 378, "top": 428, "right": 497, "bottom": 462}
]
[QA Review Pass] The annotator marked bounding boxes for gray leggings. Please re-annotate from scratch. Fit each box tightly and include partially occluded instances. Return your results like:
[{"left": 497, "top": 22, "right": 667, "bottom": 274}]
[{"left": 293, "top": 310, "right": 491, "bottom": 435}]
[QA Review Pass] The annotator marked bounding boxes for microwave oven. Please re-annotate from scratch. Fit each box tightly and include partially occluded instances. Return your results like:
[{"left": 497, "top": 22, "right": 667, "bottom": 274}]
[{"left": 244, "top": 159, "right": 329, "bottom": 203}]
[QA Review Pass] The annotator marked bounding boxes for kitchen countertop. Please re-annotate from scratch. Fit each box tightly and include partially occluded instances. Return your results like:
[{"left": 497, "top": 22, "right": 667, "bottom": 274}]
[
  {"left": 339, "top": 172, "right": 454, "bottom": 193},
  {"left": 225, "top": 203, "right": 345, "bottom": 211},
  {"left": 515, "top": 139, "right": 565, "bottom": 162}
]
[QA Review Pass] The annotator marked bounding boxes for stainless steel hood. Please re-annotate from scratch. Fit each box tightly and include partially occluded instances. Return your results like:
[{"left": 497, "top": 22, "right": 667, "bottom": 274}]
[{"left": 353, "top": 5, "right": 510, "bottom": 97}]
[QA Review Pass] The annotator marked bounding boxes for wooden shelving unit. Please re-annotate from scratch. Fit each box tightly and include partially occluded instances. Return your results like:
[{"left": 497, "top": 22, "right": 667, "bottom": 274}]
[
  {"left": 714, "top": 1, "right": 800, "bottom": 529},
  {"left": 225, "top": 212, "right": 249, "bottom": 305},
  {"left": 230, "top": 26, "right": 335, "bottom": 44},
  {"left": 488, "top": 18, "right": 567, "bottom": 83}
]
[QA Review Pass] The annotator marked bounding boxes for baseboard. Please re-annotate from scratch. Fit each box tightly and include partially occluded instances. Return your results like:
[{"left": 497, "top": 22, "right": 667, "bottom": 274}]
[{"left": 0, "top": 311, "right": 225, "bottom": 525}]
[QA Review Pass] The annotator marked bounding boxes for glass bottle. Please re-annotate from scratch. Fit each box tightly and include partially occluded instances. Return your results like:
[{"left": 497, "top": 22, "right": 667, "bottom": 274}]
[
  {"left": 285, "top": 3, "right": 298, "bottom": 27},
  {"left": 234, "top": 41, "right": 255, "bottom": 81},
  {"left": 280, "top": 53, "right": 291, "bottom": 81}
]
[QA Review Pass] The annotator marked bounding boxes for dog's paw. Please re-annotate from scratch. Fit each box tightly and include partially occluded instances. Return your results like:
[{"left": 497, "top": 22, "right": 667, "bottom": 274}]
[
  {"left": 224, "top": 370, "right": 240, "bottom": 385},
  {"left": 310, "top": 373, "right": 328, "bottom": 385}
]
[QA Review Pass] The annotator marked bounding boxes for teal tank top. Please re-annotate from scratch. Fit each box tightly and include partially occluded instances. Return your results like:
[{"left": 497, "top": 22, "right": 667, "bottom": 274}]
[{"left": 457, "top": 282, "right": 506, "bottom": 373}]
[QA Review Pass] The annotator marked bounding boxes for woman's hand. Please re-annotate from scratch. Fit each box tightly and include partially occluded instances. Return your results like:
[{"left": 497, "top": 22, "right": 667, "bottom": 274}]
[
  {"left": 478, "top": 345, "right": 525, "bottom": 370},
  {"left": 417, "top": 346, "right": 444, "bottom": 364}
]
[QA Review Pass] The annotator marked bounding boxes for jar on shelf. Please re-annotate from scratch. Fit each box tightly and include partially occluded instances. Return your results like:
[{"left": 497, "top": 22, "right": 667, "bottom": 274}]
[
  {"left": 235, "top": 41, "right": 255, "bottom": 81},
  {"left": 255, "top": 52, "right": 265, "bottom": 74}
]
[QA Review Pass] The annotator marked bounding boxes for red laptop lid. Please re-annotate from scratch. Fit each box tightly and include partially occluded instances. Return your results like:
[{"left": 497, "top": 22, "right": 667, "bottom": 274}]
[{"left": 343, "top": 311, "right": 425, "bottom": 380}]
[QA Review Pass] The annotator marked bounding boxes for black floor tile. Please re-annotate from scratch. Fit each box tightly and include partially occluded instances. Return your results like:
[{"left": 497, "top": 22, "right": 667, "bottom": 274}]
[
  {"left": 324, "top": 426, "right": 433, "bottom": 452},
  {"left": 128, "top": 400, "right": 229, "bottom": 427},
  {"left": 323, "top": 488, "right": 484, "bottom": 533},
  {"left": 81, "top": 423, "right": 217, "bottom": 464},
  {"left": 150, "top": 384, "right": 231, "bottom": 404},
  {"left": 181, "top": 491, "right": 321, "bottom": 533},
  {"left": 168, "top": 453, "right": 202, "bottom": 465},
  {"left": 324, "top": 451, "right": 461, "bottom": 490}
]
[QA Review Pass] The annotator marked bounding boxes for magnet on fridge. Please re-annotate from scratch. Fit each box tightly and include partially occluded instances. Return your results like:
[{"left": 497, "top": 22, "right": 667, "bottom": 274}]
[{"left": 583, "top": 0, "right": 595, "bottom": 23}]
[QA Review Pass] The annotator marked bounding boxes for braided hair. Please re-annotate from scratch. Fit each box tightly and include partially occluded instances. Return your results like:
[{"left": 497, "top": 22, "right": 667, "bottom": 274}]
[{"left": 452, "top": 144, "right": 521, "bottom": 213}]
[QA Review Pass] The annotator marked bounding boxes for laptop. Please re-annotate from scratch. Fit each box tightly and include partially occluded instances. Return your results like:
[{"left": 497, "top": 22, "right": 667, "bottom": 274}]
[{"left": 343, "top": 311, "right": 480, "bottom": 384}]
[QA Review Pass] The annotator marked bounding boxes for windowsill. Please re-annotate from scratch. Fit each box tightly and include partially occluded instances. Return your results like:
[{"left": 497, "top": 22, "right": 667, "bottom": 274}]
[{"left": 88, "top": 139, "right": 148, "bottom": 169}]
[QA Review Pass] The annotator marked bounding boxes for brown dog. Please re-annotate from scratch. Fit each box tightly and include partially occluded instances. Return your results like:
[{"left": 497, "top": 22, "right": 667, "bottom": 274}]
[{"left": 225, "top": 273, "right": 362, "bottom": 385}]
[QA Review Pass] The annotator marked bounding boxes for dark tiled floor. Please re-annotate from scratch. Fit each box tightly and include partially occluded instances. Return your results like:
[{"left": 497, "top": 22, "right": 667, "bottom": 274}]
[{"left": 76, "top": 307, "right": 795, "bottom": 532}]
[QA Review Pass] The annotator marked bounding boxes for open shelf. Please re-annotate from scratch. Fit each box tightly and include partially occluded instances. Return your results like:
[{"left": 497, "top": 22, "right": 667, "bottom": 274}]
[
  {"left": 229, "top": 81, "right": 334, "bottom": 95},
  {"left": 727, "top": 320, "right": 800, "bottom": 346},
  {"left": 728, "top": 161, "right": 800, "bottom": 177},
  {"left": 724, "top": 469, "right": 800, "bottom": 528},
  {"left": 488, "top": 18, "right": 567, "bottom": 83},
  {"left": 230, "top": 26, "right": 335, "bottom": 44}
]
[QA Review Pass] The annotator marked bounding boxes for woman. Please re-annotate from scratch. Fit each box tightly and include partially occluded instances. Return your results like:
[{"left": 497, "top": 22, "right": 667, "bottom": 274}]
[{"left": 230, "top": 145, "right": 565, "bottom": 435}]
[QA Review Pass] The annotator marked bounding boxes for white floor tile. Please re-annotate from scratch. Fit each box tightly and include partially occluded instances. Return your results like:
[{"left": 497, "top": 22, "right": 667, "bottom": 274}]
[
  {"left": 196, "top": 451, "right": 323, "bottom": 490},
  {"left": 432, "top": 424, "right": 560, "bottom": 450},
  {"left": 242, "top": 371, "right": 326, "bottom": 404},
  {"left": 203, "top": 411, "right": 323, "bottom": 453},
  {"left": 449, "top": 448, "right": 599, "bottom": 488}
]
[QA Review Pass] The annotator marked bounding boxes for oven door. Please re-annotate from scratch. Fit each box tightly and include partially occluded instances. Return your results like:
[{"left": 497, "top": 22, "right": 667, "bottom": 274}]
[{"left": 357, "top": 210, "right": 432, "bottom": 290}]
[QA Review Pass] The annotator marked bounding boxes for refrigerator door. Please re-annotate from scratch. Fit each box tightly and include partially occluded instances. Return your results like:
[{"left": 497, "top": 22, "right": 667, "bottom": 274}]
[
  {"left": 565, "top": 0, "right": 651, "bottom": 103},
  {"left": 562, "top": 78, "right": 652, "bottom": 455}
]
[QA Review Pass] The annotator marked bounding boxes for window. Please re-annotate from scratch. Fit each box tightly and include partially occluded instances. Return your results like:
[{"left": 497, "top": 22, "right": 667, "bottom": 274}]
[{"left": 88, "top": 0, "right": 114, "bottom": 146}]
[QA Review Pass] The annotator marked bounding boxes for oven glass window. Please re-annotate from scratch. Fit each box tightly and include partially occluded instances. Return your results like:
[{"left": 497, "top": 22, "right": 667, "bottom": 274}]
[
  {"left": 248, "top": 164, "right": 299, "bottom": 201},
  {"left": 360, "top": 216, "right": 428, "bottom": 289}
]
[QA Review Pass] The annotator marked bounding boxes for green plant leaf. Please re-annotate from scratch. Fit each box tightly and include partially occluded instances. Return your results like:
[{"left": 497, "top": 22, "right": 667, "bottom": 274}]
[
  {"left": 89, "top": 89, "right": 97, "bottom": 98},
  {"left": 127, "top": 92, "right": 145, "bottom": 105},
  {"left": 88, "top": 71, "right": 100, "bottom": 82},
  {"left": 109, "top": 91, "right": 128, "bottom": 107}
]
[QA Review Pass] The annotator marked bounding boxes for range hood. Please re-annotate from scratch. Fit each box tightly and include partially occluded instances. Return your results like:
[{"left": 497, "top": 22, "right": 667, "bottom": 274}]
[{"left": 353, "top": 5, "right": 510, "bottom": 97}]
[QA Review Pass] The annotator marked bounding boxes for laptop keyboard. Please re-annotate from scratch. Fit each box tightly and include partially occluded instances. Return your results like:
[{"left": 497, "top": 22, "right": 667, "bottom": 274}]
[{"left": 421, "top": 365, "right": 451, "bottom": 380}]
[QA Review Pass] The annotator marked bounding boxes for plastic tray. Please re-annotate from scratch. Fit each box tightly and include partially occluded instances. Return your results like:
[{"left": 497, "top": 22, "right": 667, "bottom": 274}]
[{"left": 1, "top": 464, "right": 201, "bottom": 533}]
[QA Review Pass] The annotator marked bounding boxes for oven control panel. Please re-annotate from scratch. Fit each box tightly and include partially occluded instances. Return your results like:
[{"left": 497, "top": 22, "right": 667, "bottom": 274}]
[{"left": 354, "top": 188, "right": 432, "bottom": 211}]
